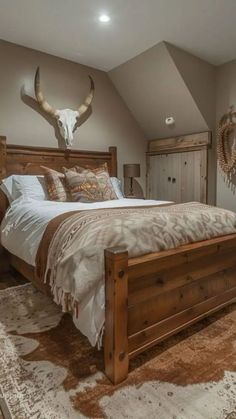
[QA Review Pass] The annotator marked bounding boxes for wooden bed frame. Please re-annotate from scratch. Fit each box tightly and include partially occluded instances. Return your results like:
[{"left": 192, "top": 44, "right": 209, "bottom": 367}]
[{"left": 1, "top": 136, "right": 236, "bottom": 385}]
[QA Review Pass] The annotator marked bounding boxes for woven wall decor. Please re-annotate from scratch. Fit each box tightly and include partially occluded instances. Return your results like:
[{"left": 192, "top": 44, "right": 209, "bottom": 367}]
[{"left": 217, "top": 105, "right": 236, "bottom": 177}]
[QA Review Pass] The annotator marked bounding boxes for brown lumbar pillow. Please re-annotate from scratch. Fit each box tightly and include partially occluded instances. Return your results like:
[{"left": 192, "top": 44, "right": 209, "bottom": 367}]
[
  {"left": 64, "top": 169, "right": 104, "bottom": 203},
  {"left": 41, "top": 166, "right": 68, "bottom": 202}
]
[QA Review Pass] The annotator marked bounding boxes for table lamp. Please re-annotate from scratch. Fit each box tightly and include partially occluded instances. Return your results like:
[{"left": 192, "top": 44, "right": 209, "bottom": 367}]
[{"left": 123, "top": 164, "right": 140, "bottom": 197}]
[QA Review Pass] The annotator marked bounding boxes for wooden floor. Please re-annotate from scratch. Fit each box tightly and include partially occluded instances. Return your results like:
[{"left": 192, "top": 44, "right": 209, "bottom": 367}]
[{"left": 0, "top": 270, "right": 28, "bottom": 419}]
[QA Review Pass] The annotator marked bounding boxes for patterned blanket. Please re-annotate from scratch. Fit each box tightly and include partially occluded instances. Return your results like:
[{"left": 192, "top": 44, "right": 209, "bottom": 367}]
[{"left": 35, "top": 202, "right": 236, "bottom": 331}]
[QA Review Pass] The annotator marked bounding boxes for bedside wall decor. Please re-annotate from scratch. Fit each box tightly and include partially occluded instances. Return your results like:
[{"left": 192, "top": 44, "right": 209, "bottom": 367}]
[{"left": 217, "top": 105, "right": 236, "bottom": 178}]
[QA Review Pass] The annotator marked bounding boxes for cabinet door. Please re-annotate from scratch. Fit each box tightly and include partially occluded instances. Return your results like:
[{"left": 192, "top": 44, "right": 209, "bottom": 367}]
[
  {"left": 149, "top": 154, "right": 168, "bottom": 200},
  {"left": 148, "top": 150, "right": 203, "bottom": 203},
  {"left": 180, "top": 151, "right": 201, "bottom": 202},
  {"left": 167, "top": 153, "right": 181, "bottom": 203},
  {"left": 149, "top": 153, "right": 181, "bottom": 202}
]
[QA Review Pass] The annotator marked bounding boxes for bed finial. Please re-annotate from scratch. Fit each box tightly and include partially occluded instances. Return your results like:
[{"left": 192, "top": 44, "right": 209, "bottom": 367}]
[{"left": 0, "top": 136, "right": 7, "bottom": 181}]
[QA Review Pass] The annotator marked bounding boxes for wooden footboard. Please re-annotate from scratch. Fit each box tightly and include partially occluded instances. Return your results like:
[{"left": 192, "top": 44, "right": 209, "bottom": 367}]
[{"left": 104, "top": 234, "right": 236, "bottom": 384}]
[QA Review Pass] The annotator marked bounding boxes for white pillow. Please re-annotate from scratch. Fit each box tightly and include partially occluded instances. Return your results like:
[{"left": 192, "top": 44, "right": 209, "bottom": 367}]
[
  {"left": 12, "top": 175, "right": 48, "bottom": 201},
  {"left": 110, "top": 177, "right": 124, "bottom": 199},
  {"left": 0, "top": 175, "right": 48, "bottom": 202}
]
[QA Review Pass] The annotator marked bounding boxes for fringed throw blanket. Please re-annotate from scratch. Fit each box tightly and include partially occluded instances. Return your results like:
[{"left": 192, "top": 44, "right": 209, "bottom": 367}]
[{"left": 35, "top": 202, "right": 236, "bottom": 346}]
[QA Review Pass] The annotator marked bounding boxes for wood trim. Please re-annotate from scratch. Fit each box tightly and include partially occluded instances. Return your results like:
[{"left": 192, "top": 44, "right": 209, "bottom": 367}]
[
  {"left": 148, "top": 131, "right": 211, "bottom": 154},
  {"left": 104, "top": 247, "right": 129, "bottom": 384}
]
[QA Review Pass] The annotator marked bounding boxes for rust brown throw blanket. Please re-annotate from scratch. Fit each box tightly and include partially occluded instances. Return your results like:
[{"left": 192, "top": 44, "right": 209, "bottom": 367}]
[{"left": 35, "top": 202, "right": 236, "bottom": 346}]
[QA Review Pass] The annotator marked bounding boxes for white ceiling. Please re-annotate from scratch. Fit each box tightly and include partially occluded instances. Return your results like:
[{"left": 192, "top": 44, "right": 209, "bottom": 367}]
[{"left": 1, "top": 0, "right": 236, "bottom": 71}]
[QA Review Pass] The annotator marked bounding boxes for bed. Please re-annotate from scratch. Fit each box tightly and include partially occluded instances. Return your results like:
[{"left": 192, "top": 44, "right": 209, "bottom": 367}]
[{"left": 0, "top": 136, "right": 236, "bottom": 385}]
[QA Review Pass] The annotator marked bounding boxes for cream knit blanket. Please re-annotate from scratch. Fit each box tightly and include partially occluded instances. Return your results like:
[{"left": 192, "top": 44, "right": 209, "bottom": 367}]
[{"left": 42, "top": 202, "right": 236, "bottom": 325}]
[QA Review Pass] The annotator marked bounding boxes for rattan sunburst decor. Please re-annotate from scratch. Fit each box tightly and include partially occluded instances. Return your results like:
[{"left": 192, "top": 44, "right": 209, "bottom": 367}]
[{"left": 217, "top": 105, "right": 236, "bottom": 176}]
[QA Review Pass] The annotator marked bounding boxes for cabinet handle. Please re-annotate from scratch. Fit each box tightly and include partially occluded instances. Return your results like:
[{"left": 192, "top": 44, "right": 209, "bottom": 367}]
[
  {"left": 172, "top": 178, "right": 176, "bottom": 183},
  {"left": 168, "top": 177, "right": 171, "bottom": 182}
]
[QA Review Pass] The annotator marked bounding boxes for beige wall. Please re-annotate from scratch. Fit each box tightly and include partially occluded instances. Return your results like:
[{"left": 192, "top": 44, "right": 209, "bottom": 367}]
[
  {"left": 109, "top": 41, "right": 217, "bottom": 204},
  {"left": 166, "top": 43, "right": 216, "bottom": 129},
  {"left": 0, "top": 40, "right": 146, "bottom": 194},
  {"left": 109, "top": 42, "right": 209, "bottom": 140},
  {"left": 166, "top": 43, "right": 216, "bottom": 205},
  {"left": 216, "top": 59, "right": 236, "bottom": 211}
]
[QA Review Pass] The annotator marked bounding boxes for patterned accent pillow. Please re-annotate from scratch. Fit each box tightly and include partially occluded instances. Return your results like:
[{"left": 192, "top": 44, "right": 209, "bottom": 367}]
[
  {"left": 41, "top": 166, "right": 68, "bottom": 202},
  {"left": 78, "top": 163, "right": 109, "bottom": 173},
  {"left": 76, "top": 163, "right": 118, "bottom": 201},
  {"left": 64, "top": 169, "right": 104, "bottom": 203}
]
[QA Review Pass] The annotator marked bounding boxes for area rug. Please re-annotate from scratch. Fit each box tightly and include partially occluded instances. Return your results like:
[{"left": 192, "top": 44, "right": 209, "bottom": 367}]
[{"left": 0, "top": 283, "right": 235, "bottom": 419}]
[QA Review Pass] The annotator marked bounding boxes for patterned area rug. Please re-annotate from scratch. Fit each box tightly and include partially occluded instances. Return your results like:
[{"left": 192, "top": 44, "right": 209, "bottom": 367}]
[{"left": 0, "top": 283, "right": 235, "bottom": 419}]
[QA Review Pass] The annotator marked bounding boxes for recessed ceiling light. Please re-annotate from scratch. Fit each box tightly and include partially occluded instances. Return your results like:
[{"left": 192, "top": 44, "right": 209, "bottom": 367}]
[{"left": 99, "top": 14, "right": 110, "bottom": 23}]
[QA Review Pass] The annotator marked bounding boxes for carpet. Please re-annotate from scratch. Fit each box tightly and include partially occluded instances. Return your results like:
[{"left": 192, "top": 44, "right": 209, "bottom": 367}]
[{"left": 0, "top": 283, "right": 235, "bottom": 419}]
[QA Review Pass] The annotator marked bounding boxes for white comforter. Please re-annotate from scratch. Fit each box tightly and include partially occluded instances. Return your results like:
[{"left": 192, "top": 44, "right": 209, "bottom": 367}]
[{"left": 0, "top": 197, "right": 170, "bottom": 346}]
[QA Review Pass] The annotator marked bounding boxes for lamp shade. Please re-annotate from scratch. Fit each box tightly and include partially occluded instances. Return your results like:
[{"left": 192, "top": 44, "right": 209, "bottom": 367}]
[{"left": 123, "top": 164, "right": 140, "bottom": 178}]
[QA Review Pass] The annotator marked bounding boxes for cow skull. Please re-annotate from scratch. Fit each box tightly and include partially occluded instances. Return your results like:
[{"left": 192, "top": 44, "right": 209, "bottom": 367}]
[
  {"left": 34, "top": 67, "right": 95, "bottom": 148},
  {"left": 55, "top": 109, "right": 79, "bottom": 147}
]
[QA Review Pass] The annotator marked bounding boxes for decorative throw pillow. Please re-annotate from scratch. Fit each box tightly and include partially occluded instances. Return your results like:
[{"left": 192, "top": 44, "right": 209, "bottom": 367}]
[
  {"left": 95, "top": 169, "right": 118, "bottom": 200},
  {"left": 64, "top": 169, "right": 104, "bottom": 203},
  {"left": 41, "top": 166, "right": 68, "bottom": 202},
  {"left": 76, "top": 163, "right": 108, "bottom": 174},
  {"left": 76, "top": 163, "right": 118, "bottom": 201},
  {"left": 6, "top": 175, "right": 48, "bottom": 202}
]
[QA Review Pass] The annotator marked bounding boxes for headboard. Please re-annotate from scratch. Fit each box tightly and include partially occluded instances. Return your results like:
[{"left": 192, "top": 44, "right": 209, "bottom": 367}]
[{"left": 0, "top": 136, "right": 117, "bottom": 220}]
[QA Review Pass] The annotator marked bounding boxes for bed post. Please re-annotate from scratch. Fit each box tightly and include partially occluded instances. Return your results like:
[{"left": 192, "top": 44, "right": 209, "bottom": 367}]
[
  {"left": 109, "top": 146, "right": 117, "bottom": 177},
  {"left": 104, "top": 247, "right": 129, "bottom": 384},
  {"left": 0, "top": 136, "right": 7, "bottom": 181},
  {"left": 0, "top": 136, "right": 9, "bottom": 273}
]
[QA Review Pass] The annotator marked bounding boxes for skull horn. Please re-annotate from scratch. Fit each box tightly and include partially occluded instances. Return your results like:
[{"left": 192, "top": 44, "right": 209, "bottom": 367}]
[
  {"left": 34, "top": 67, "right": 57, "bottom": 117},
  {"left": 77, "top": 76, "right": 95, "bottom": 116}
]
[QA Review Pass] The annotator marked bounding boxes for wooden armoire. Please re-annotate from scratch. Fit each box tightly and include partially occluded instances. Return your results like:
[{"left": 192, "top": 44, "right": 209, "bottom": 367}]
[{"left": 146, "top": 132, "right": 211, "bottom": 203}]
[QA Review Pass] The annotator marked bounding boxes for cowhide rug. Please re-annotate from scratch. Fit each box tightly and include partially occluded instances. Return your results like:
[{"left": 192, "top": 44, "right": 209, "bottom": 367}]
[{"left": 0, "top": 283, "right": 235, "bottom": 419}]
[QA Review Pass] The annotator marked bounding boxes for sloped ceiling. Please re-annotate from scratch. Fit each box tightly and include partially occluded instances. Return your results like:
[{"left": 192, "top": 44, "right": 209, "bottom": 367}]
[
  {"left": 166, "top": 43, "right": 216, "bottom": 129},
  {"left": 109, "top": 42, "right": 213, "bottom": 139}
]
